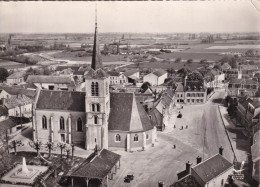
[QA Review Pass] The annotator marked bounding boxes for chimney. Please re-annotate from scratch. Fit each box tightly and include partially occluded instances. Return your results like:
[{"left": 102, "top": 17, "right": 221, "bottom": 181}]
[
  {"left": 196, "top": 156, "right": 202, "bottom": 164},
  {"left": 186, "top": 161, "right": 192, "bottom": 173},
  {"left": 219, "top": 146, "right": 224, "bottom": 155}
]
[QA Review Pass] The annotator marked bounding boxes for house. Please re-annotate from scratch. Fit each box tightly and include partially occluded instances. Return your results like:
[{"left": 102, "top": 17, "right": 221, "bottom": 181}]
[
  {"left": 143, "top": 69, "right": 167, "bottom": 86},
  {"left": 223, "top": 68, "right": 242, "bottom": 80},
  {"left": 228, "top": 78, "right": 259, "bottom": 97},
  {"left": 221, "top": 63, "right": 231, "bottom": 71},
  {"left": 0, "top": 85, "right": 36, "bottom": 101},
  {"left": 4, "top": 94, "right": 33, "bottom": 118},
  {"left": 123, "top": 69, "right": 140, "bottom": 84},
  {"left": 33, "top": 21, "right": 157, "bottom": 152},
  {"left": 239, "top": 65, "right": 259, "bottom": 79},
  {"left": 6, "top": 71, "right": 25, "bottom": 85},
  {"left": 107, "top": 71, "right": 128, "bottom": 85},
  {"left": 204, "top": 69, "right": 225, "bottom": 88},
  {"left": 26, "top": 75, "right": 76, "bottom": 91},
  {"left": 175, "top": 150, "right": 234, "bottom": 187},
  {"left": 67, "top": 148, "right": 121, "bottom": 187},
  {"left": 236, "top": 96, "right": 253, "bottom": 127},
  {"left": 55, "top": 66, "right": 80, "bottom": 75}
]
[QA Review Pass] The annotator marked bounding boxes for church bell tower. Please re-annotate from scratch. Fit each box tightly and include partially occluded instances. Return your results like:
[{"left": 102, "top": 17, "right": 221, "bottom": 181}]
[{"left": 85, "top": 12, "right": 110, "bottom": 150}]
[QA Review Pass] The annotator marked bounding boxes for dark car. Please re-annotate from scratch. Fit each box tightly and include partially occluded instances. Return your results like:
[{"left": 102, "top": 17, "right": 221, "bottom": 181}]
[
  {"left": 127, "top": 174, "right": 134, "bottom": 180},
  {"left": 124, "top": 177, "right": 131, "bottom": 183}
]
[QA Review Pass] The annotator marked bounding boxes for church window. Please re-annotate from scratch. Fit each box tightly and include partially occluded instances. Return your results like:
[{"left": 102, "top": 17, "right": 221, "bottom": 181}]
[
  {"left": 42, "top": 115, "right": 47, "bottom": 129},
  {"left": 94, "top": 116, "right": 98, "bottom": 124},
  {"left": 115, "top": 134, "right": 121, "bottom": 142},
  {"left": 91, "top": 82, "right": 99, "bottom": 96},
  {"left": 91, "top": 103, "right": 100, "bottom": 112},
  {"left": 134, "top": 134, "right": 138, "bottom": 142},
  {"left": 60, "top": 117, "right": 65, "bottom": 130},
  {"left": 77, "top": 118, "right": 83, "bottom": 132}
]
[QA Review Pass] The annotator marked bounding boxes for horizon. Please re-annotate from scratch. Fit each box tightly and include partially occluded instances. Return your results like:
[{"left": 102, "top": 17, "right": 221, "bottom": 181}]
[{"left": 0, "top": 1, "right": 260, "bottom": 33}]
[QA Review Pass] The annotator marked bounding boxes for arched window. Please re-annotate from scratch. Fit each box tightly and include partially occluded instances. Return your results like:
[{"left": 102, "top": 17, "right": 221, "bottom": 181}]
[
  {"left": 134, "top": 134, "right": 138, "bottom": 142},
  {"left": 115, "top": 134, "right": 121, "bottom": 142},
  {"left": 60, "top": 117, "right": 65, "bottom": 130},
  {"left": 77, "top": 118, "right": 83, "bottom": 132},
  {"left": 91, "top": 82, "right": 99, "bottom": 96},
  {"left": 91, "top": 103, "right": 100, "bottom": 112},
  {"left": 94, "top": 116, "right": 98, "bottom": 124},
  {"left": 42, "top": 115, "right": 47, "bottom": 129}
]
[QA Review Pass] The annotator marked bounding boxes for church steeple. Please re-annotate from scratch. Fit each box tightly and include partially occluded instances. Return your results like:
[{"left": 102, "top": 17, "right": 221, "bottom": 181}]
[{"left": 91, "top": 7, "right": 103, "bottom": 70}]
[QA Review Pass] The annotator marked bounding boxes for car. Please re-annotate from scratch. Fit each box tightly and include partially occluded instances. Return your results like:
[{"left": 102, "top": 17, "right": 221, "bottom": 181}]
[
  {"left": 124, "top": 177, "right": 131, "bottom": 183},
  {"left": 127, "top": 174, "right": 134, "bottom": 180}
]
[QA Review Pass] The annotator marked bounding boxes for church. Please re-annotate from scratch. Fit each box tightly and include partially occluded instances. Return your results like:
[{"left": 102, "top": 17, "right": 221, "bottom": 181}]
[{"left": 32, "top": 21, "right": 156, "bottom": 152}]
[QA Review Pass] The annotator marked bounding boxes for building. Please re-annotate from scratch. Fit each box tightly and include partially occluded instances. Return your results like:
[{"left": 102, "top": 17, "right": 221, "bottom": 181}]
[
  {"left": 0, "top": 118, "right": 18, "bottom": 146},
  {"left": 108, "top": 92, "right": 156, "bottom": 151},
  {"left": 223, "top": 68, "right": 242, "bottom": 80},
  {"left": 204, "top": 69, "right": 225, "bottom": 88},
  {"left": 239, "top": 64, "right": 259, "bottom": 79},
  {"left": 0, "top": 85, "right": 36, "bottom": 101},
  {"left": 143, "top": 69, "right": 167, "bottom": 86},
  {"left": 6, "top": 72, "right": 25, "bottom": 85},
  {"left": 175, "top": 151, "right": 234, "bottom": 187},
  {"left": 221, "top": 63, "right": 231, "bottom": 71},
  {"left": 251, "top": 126, "right": 260, "bottom": 184},
  {"left": 228, "top": 78, "right": 259, "bottom": 97},
  {"left": 175, "top": 81, "right": 207, "bottom": 104},
  {"left": 33, "top": 21, "right": 157, "bottom": 152},
  {"left": 123, "top": 69, "right": 140, "bottom": 84},
  {"left": 4, "top": 94, "right": 33, "bottom": 118},
  {"left": 67, "top": 148, "right": 121, "bottom": 187},
  {"left": 26, "top": 75, "right": 76, "bottom": 91},
  {"left": 107, "top": 71, "right": 128, "bottom": 85}
]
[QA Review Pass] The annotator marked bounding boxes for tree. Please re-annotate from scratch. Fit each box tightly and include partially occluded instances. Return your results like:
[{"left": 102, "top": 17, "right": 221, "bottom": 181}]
[
  {"left": 166, "top": 68, "right": 175, "bottom": 76},
  {"left": 175, "top": 58, "right": 181, "bottom": 63},
  {"left": 65, "top": 146, "right": 71, "bottom": 159},
  {"left": 43, "top": 67, "right": 51, "bottom": 75},
  {"left": 141, "top": 82, "right": 151, "bottom": 93},
  {"left": 213, "top": 64, "right": 221, "bottom": 70},
  {"left": 200, "top": 59, "right": 207, "bottom": 64},
  {"left": 57, "top": 142, "right": 66, "bottom": 158},
  {"left": 0, "top": 68, "right": 9, "bottom": 82},
  {"left": 254, "top": 72, "right": 260, "bottom": 82},
  {"left": 9, "top": 140, "right": 23, "bottom": 155},
  {"left": 29, "top": 140, "right": 43, "bottom": 156},
  {"left": 45, "top": 142, "right": 55, "bottom": 158}
]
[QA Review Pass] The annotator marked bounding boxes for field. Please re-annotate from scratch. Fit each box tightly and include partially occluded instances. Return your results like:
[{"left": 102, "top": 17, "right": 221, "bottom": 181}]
[{"left": 0, "top": 59, "right": 28, "bottom": 69}]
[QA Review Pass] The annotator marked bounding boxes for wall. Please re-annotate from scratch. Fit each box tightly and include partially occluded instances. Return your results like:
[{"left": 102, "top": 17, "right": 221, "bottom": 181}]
[
  {"left": 206, "top": 167, "right": 234, "bottom": 187},
  {"left": 8, "top": 103, "right": 32, "bottom": 117},
  {"left": 143, "top": 73, "right": 158, "bottom": 86},
  {"left": 34, "top": 109, "right": 86, "bottom": 144},
  {"left": 185, "top": 91, "right": 206, "bottom": 104}
]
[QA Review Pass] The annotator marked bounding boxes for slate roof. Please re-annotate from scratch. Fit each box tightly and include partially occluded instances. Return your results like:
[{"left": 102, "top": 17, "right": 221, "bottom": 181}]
[
  {"left": 0, "top": 85, "right": 36, "bottom": 99},
  {"left": 27, "top": 75, "right": 74, "bottom": 84},
  {"left": 185, "top": 81, "right": 205, "bottom": 92},
  {"left": 36, "top": 90, "right": 85, "bottom": 112},
  {"left": 7, "top": 71, "right": 25, "bottom": 79},
  {"left": 69, "top": 149, "right": 121, "bottom": 179},
  {"left": 123, "top": 69, "right": 139, "bottom": 77},
  {"left": 152, "top": 69, "right": 167, "bottom": 77},
  {"left": 0, "top": 118, "right": 17, "bottom": 135},
  {"left": 107, "top": 71, "right": 120, "bottom": 76},
  {"left": 191, "top": 154, "right": 233, "bottom": 184},
  {"left": 108, "top": 92, "right": 154, "bottom": 132},
  {"left": 85, "top": 68, "right": 108, "bottom": 79},
  {"left": 4, "top": 94, "right": 33, "bottom": 109}
]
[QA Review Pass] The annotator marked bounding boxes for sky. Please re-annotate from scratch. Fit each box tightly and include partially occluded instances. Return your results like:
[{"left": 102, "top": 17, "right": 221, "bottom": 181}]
[{"left": 0, "top": 1, "right": 260, "bottom": 33}]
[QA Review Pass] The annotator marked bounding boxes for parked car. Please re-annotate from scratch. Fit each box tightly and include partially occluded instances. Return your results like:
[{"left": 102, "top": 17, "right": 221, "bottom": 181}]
[{"left": 124, "top": 177, "right": 131, "bottom": 183}]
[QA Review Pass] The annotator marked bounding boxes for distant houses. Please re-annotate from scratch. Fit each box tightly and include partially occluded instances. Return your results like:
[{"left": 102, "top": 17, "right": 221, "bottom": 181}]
[
  {"left": 107, "top": 71, "right": 128, "bottom": 85},
  {"left": 26, "top": 75, "right": 76, "bottom": 91},
  {"left": 228, "top": 78, "right": 259, "bottom": 97},
  {"left": 143, "top": 69, "right": 167, "bottom": 86},
  {"left": 6, "top": 71, "right": 25, "bottom": 85}
]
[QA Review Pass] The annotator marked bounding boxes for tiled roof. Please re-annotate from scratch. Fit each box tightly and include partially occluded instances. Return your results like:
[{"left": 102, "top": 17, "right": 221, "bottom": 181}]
[
  {"left": 36, "top": 90, "right": 85, "bottom": 112},
  {"left": 123, "top": 69, "right": 139, "bottom": 77},
  {"left": 240, "top": 65, "right": 259, "bottom": 70},
  {"left": 221, "top": 63, "right": 231, "bottom": 69},
  {"left": 85, "top": 68, "right": 108, "bottom": 79},
  {"left": 185, "top": 81, "right": 205, "bottom": 92},
  {"left": 69, "top": 149, "right": 121, "bottom": 179},
  {"left": 0, "top": 85, "right": 36, "bottom": 99},
  {"left": 4, "top": 94, "right": 33, "bottom": 109},
  {"left": 7, "top": 71, "right": 25, "bottom": 79},
  {"left": 107, "top": 71, "right": 120, "bottom": 76},
  {"left": 229, "top": 78, "right": 258, "bottom": 85},
  {"left": 73, "top": 70, "right": 85, "bottom": 76},
  {"left": 27, "top": 75, "right": 74, "bottom": 84},
  {"left": 152, "top": 69, "right": 167, "bottom": 77},
  {"left": 229, "top": 79, "right": 243, "bottom": 84},
  {"left": 191, "top": 154, "right": 233, "bottom": 184},
  {"left": 108, "top": 92, "right": 154, "bottom": 132},
  {"left": 0, "top": 118, "right": 17, "bottom": 135}
]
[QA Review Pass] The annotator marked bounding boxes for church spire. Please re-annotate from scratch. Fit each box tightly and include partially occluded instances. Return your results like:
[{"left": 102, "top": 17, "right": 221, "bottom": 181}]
[{"left": 91, "top": 5, "right": 103, "bottom": 70}]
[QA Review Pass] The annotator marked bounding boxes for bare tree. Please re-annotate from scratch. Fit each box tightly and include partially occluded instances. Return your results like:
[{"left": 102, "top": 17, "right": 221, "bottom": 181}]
[
  {"left": 57, "top": 142, "right": 67, "bottom": 158},
  {"left": 9, "top": 140, "right": 23, "bottom": 155},
  {"left": 45, "top": 142, "right": 55, "bottom": 158},
  {"left": 29, "top": 140, "right": 43, "bottom": 157}
]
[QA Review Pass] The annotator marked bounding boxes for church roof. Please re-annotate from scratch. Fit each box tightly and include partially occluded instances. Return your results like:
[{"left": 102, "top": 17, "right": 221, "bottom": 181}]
[
  {"left": 85, "top": 68, "right": 108, "bottom": 79},
  {"left": 26, "top": 75, "right": 74, "bottom": 84},
  {"left": 68, "top": 149, "right": 120, "bottom": 179},
  {"left": 0, "top": 85, "right": 36, "bottom": 99},
  {"left": 36, "top": 90, "right": 85, "bottom": 112},
  {"left": 108, "top": 92, "right": 154, "bottom": 132}
]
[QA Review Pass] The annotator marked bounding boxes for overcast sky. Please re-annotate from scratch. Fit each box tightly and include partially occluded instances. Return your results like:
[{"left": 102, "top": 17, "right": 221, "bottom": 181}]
[{"left": 0, "top": 1, "right": 260, "bottom": 33}]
